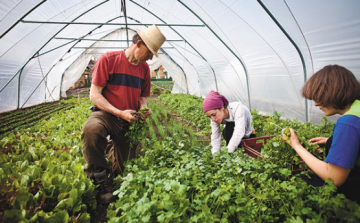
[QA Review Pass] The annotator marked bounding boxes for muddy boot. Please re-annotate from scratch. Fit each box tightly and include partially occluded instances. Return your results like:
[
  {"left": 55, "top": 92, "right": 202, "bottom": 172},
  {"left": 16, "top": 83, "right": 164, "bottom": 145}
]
[{"left": 93, "top": 169, "right": 113, "bottom": 204}]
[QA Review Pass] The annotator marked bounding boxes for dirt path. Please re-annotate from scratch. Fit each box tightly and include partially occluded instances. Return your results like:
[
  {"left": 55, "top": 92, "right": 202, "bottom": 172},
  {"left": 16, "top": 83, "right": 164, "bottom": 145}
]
[{"left": 148, "top": 96, "right": 211, "bottom": 145}]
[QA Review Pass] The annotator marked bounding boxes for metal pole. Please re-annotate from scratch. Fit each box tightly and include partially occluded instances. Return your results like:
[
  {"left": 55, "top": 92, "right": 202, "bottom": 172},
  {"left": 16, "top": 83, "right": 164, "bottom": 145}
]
[
  {"left": 55, "top": 37, "right": 183, "bottom": 42},
  {"left": 13, "top": 0, "right": 110, "bottom": 108},
  {"left": 129, "top": 0, "right": 217, "bottom": 92},
  {"left": 72, "top": 46, "right": 174, "bottom": 49},
  {"left": 21, "top": 20, "right": 205, "bottom": 27},
  {"left": 122, "top": 0, "right": 129, "bottom": 47},
  {"left": 258, "top": 0, "right": 309, "bottom": 122},
  {"left": 159, "top": 49, "right": 189, "bottom": 94},
  {"left": 32, "top": 39, "right": 78, "bottom": 58},
  {"left": 0, "top": 0, "right": 47, "bottom": 39},
  {"left": 20, "top": 64, "right": 56, "bottom": 109},
  {"left": 178, "top": 0, "right": 251, "bottom": 109}
]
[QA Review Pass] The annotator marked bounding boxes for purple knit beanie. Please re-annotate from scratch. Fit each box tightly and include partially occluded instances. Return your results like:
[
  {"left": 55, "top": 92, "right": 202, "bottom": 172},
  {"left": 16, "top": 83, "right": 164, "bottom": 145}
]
[{"left": 203, "top": 91, "right": 229, "bottom": 113}]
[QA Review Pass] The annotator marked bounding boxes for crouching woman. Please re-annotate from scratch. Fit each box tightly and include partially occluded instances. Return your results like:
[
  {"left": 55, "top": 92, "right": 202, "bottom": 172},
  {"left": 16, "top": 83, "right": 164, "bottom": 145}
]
[{"left": 203, "top": 91, "right": 255, "bottom": 154}]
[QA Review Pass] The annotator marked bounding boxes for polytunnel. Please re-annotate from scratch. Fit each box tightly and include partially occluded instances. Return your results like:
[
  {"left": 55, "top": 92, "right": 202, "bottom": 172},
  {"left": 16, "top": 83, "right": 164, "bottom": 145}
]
[{"left": 1, "top": 0, "right": 360, "bottom": 123}]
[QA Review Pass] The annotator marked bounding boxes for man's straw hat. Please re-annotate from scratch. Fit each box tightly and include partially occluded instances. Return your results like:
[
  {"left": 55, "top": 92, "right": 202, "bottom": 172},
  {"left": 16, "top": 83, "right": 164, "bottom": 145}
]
[{"left": 136, "top": 25, "right": 166, "bottom": 57}]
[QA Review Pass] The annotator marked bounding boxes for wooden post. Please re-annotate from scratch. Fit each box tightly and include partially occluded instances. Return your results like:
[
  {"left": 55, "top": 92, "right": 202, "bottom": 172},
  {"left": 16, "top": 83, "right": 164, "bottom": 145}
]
[{"left": 78, "top": 94, "right": 81, "bottom": 105}]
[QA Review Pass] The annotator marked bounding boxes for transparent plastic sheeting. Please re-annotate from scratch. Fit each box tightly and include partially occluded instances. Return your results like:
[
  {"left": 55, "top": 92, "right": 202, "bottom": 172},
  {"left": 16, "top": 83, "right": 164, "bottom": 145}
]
[{"left": 1, "top": 0, "right": 360, "bottom": 123}]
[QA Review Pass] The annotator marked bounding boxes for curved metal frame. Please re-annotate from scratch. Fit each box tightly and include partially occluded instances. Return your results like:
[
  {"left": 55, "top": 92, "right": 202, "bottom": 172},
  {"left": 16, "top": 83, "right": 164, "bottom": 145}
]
[
  {"left": 3, "top": 0, "right": 220, "bottom": 109},
  {"left": 177, "top": 0, "right": 251, "bottom": 109},
  {"left": 0, "top": 0, "right": 110, "bottom": 109},
  {"left": 159, "top": 48, "right": 189, "bottom": 94},
  {"left": 129, "top": 0, "right": 218, "bottom": 93},
  {"left": 258, "top": 0, "right": 309, "bottom": 121},
  {"left": 0, "top": 0, "right": 47, "bottom": 39},
  {"left": 57, "top": 21, "right": 187, "bottom": 98},
  {"left": 1, "top": 0, "right": 311, "bottom": 119},
  {"left": 170, "top": 44, "right": 209, "bottom": 94},
  {"left": 21, "top": 20, "right": 205, "bottom": 27},
  {"left": 10, "top": 9, "right": 197, "bottom": 108}
]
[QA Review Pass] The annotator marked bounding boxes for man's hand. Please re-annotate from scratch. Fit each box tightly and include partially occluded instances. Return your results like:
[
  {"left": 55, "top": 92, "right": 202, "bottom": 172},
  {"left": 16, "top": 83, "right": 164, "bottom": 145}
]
[
  {"left": 120, "top": 110, "right": 138, "bottom": 123},
  {"left": 140, "top": 108, "right": 152, "bottom": 120}
]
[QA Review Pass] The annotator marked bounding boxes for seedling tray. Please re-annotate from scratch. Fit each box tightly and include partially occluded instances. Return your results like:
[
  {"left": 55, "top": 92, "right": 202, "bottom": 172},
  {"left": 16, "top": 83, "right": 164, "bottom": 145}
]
[
  {"left": 241, "top": 135, "right": 305, "bottom": 173},
  {"left": 241, "top": 136, "right": 274, "bottom": 153}
]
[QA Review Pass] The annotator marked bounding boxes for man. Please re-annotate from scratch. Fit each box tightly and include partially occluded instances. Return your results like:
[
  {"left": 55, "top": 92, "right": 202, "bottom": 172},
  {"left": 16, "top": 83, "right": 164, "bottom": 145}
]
[{"left": 81, "top": 25, "right": 166, "bottom": 204}]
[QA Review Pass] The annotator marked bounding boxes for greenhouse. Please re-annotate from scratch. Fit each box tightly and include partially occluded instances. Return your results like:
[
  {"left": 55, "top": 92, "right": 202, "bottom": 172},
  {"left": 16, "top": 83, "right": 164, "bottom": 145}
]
[{"left": 1, "top": 0, "right": 360, "bottom": 222}]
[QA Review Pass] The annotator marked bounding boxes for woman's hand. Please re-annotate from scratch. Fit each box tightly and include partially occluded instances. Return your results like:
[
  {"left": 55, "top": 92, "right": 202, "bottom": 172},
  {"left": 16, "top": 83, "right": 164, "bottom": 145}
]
[
  {"left": 281, "top": 128, "right": 301, "bottom": 148},
  {"left": 308, "top": 137, "right": 328, "bottom": 145}
]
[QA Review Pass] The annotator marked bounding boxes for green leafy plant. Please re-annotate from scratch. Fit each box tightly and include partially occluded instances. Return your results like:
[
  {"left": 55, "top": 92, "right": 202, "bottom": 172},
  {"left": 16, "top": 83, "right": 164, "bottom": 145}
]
[
  {"left": 0, "top": 97, "right": 97, "bottom": 222},
  {"left": 151, "top": 81, "right": 174, "bottom": 90},
  {"left": 151, "top": 86, "right": 161, "bottom": 95},
  {"left": 1, "top": 92, "right": 358, "bottom": 223},
  {"left": 126, "top": 107, "right": 150, "bottom": 148},
  {"left": 161, "top": 89, "right": 171, "bottom": 94},
  {"left": 282, "top": 127, "right": 291, "bottom": 142}
]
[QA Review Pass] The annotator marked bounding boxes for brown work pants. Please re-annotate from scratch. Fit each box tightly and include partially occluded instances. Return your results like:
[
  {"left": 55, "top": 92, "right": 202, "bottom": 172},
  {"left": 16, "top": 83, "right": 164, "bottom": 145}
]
[{"left": 81, "top": 110, "right": 137, "bottom": 178}]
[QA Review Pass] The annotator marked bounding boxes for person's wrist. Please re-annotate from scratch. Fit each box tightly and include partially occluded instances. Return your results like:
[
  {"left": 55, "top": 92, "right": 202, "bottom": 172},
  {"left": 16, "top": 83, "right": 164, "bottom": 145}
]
[
  {"left": 293, "top": 143, "right": 302, "bottom": 151},
  {"left": 116, "top": 110, "right": 124, "bottom": 119},
  {"left": 211, "top": 147, "right": 220, "bottom": 154},
  {"left": 227, "top": 146, "right": 236, "bottom": 153}
]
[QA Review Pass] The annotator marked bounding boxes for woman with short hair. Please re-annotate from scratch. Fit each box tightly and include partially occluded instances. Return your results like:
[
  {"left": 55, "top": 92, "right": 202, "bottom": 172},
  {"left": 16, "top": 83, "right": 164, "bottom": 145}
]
[{"left": 283, "top": 64, "right": 360, "bottom": 203}]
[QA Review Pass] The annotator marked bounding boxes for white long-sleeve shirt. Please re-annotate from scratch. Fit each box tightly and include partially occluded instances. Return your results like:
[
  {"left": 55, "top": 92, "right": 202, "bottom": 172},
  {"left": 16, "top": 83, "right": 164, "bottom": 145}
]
[{"left": 210, "top": 102, "right": 254, "bottom": 154}]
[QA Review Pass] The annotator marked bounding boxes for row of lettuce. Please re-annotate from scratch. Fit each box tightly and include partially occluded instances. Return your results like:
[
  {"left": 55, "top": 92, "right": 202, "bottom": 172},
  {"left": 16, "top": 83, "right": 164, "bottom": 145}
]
[
  {"left": 0, "top": 97, "right": 96, "bottom": 222},
  {"left": 151, "top": 81, "right": 174, "bottom": 91},
  {"left": 0, "top": 102, "right": 74, "bottom": 135},
  {"left": 1, "top": 93, "right": 359, "bottom": 222}
]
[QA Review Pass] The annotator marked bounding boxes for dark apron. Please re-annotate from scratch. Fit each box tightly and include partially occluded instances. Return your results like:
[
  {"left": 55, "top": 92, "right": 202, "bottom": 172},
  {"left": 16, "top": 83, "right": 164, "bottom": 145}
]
[
  {"left": 301, "top": 136, "right": 360, "bottom": 203},
  {"left": 222, "top": 122, "right": 256, "bottom": 146}
]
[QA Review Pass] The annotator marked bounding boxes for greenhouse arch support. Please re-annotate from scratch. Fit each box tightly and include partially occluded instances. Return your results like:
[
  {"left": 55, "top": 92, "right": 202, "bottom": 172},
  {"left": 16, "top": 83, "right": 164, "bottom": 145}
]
[
  {"left": 129, "top": 0, "right": 218, "bottom": 93},
  {"left": 258, "top": 0, "right": 309, "bottom": 121},
  {"left": 177, "top": 0, "right": 250, "bottom": 109}
]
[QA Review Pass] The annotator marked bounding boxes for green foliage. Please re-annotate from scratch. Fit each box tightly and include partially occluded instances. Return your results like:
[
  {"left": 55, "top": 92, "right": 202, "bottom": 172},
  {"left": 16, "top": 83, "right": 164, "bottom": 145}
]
[
  {"left": 151, "top": 86, "right": 171, "bottom": 95},
  {"left": 151, "top": 86, "right": 162, "bottom": 95},
  {"left": 283, "top": 127, "right": 291, "bottom": 142},
  {"left": 126, "top": 107, "right": 150, "bottom": 148},
  {"left": 151, "top": 81, "right": 174, "bottom": 90},
  {"left": 0, "top": 103, "right": 74, "bottom": 135},
  {"left": 107, "top": 134, "right": 359, "bottom": 222},
  {"left": 158, "top": 93, "right": 210, "bottom": 134},
  {"left": 161, "top": 89, "right": 171, "bottom": 94},
  {"left": 1, "top": 92, "right": 358, "bottom": 223},
  {"left": 1, "top": 97, "right": 97, "bottom": 222},
  {"left": 105, "top": 93, "right": 358, "bottom": 222}
]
